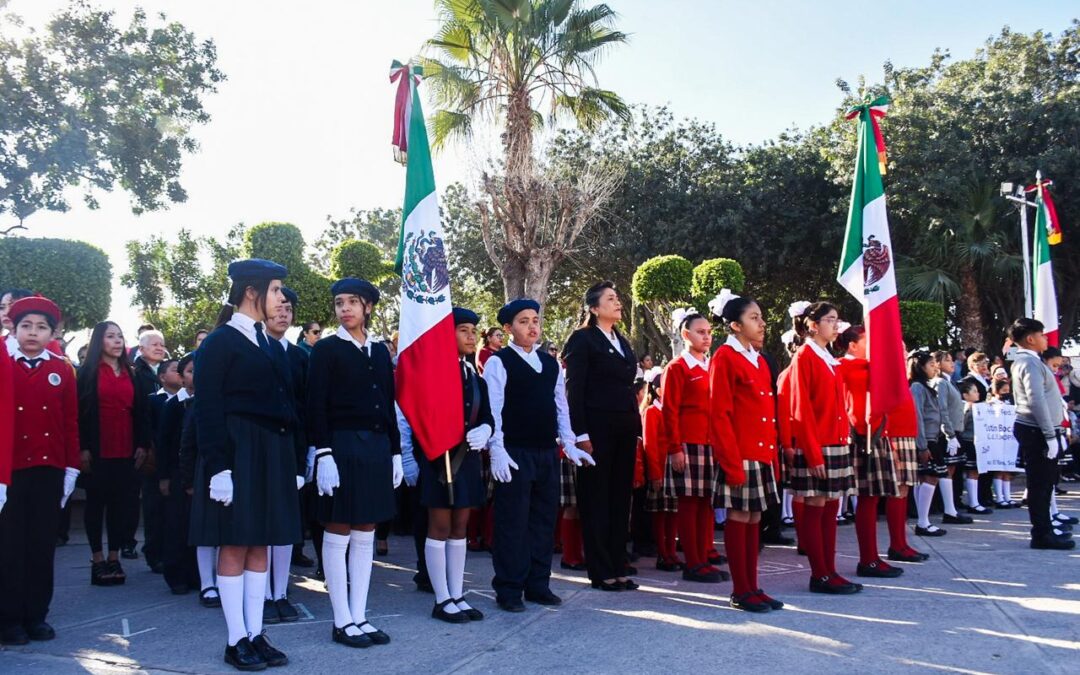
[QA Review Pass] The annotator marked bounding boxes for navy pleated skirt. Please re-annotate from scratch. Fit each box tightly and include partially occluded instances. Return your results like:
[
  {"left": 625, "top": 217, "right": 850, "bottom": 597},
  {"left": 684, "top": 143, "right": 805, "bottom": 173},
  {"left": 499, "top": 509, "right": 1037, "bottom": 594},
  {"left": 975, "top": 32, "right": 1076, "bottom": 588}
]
[
  {"left": 417, "top": 445, "right": 484, "bottom": 509},
  {"left": 316, "top": 429, "right": 396, "bottom": 525}
]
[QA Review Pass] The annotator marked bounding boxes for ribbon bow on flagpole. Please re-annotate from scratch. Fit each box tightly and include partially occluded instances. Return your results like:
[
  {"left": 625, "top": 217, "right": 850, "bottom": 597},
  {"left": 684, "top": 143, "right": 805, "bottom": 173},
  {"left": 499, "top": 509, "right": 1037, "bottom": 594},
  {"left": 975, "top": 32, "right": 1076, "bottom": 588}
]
[
  {"left": 1025, "top": 172, "right": 1063, "bottom": 245},
  {"left": 389, "top": 60, "right": 423, "bottom": 165},
  {"left": 845, "top": 95, "right": 890, "bottom": 175}
]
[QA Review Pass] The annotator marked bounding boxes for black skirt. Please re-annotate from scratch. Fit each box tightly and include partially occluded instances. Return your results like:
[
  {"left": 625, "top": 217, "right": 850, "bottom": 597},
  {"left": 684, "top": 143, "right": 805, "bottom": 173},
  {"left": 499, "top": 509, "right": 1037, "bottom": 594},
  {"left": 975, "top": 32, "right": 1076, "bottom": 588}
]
[
  {"left": 189, "top": 416, "right": 302, "bottom": 547},
  {"left": 417, "top": 445, "right": 484, "bottom": 509},
  {"left": 316, "top": 429, "right": 396, "bottom": 525}
]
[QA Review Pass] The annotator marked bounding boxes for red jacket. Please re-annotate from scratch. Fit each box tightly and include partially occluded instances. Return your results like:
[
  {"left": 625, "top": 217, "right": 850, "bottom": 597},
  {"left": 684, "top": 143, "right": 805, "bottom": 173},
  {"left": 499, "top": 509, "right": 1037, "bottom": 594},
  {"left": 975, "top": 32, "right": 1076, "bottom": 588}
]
[
  {"left": 0, "top": 340, "right": 13, "bottom": 485},
  {"left": 790, "top": 343, "right": 849, "bottom": 467},
  {"left": 642, "top": 402, "right": 667, "bottom": 481},
  {"left": 837, "top": 357, "right": 887, "bottom": 437},
  {"left": 660, "top": 354, "right": 711, "bottom": 452},
  {"left": 11, "top": 353, "right": 80, "bottom": 472},
  {"left": 777, "top": 366, "right": 797, "bottom": 450},
  {"left": 709, "top": 343, "right": 777, "bottom": 484}
]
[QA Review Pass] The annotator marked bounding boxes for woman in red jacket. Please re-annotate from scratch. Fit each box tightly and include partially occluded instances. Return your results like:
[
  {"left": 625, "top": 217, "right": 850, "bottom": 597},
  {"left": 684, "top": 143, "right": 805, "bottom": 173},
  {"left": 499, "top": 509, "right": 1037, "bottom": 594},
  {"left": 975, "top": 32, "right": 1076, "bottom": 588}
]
[
  {"left": 641, "top": 368, "right": 680, "bottom": 571},
  {"left": 836, "top": 326, "right": 903, "bottom": 579},
  {"left": 709, "top": 292, "right": 782, "bottom": 612},
  {"left": 787, "top": 301, "right": 859, "bottom": 594},
  {"left": 661, "top": 311, "right": 728, "bottom": 583}
]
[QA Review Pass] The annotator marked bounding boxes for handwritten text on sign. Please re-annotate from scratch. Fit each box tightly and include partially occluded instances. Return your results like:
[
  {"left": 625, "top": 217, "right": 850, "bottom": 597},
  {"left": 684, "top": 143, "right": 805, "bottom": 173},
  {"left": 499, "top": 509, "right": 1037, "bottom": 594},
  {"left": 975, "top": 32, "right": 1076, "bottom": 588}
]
[{"left": 973, "top": 402, "right": 1018, "bottom": 473}]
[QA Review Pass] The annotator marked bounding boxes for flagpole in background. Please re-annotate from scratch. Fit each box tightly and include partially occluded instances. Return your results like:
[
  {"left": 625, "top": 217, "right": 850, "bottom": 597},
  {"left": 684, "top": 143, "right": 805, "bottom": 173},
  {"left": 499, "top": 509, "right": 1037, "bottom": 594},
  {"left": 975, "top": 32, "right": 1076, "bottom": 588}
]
[{"left": 1000, "top": 181, "right": 1036, "bottom": 319}]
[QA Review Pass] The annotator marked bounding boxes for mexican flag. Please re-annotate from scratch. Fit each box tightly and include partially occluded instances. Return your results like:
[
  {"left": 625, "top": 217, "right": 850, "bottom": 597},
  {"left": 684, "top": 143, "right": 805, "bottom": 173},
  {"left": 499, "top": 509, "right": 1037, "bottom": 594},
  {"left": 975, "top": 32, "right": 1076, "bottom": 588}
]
[
  {"left": 391, "top": 61, "right": 464, "bottom": 461},
  {"left": 1033, "top": 180, "right": 1060, "bottom": 346},
  {"left": 837, "top": 96, "right": 909, "bottom": 421}
]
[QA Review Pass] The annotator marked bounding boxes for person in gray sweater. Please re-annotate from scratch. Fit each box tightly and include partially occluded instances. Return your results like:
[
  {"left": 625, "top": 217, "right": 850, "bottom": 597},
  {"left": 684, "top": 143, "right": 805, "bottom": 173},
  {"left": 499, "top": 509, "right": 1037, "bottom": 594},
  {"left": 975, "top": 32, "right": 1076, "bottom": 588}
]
[
  {"left": 909, "top": 352, "right": 948, "bottom": 537},
  {"left": 1008, "top": 318, "right": 1074, "bottom": 550},
  {"left": 931, "top": 351, "right": 974, "bottom": 523}
]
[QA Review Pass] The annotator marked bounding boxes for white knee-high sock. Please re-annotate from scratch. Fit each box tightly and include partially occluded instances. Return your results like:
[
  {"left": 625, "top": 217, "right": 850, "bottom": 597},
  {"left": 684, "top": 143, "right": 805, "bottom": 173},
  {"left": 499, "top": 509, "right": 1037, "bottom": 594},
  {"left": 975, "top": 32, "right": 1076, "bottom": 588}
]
[
  {"left": 197, "top": 547, "right": 217, "bottom": 591},
  {"left": 446, "top": 538, "right": 469, "bottom": 608},
  {"left": 265, "top": 547, "right": 273, "bottom": 600},
  {"left": 1050, "top": 490, "right": 1059, "bottom": 517},
  {"left": 916, "top": 483, "right": 935, "bottom": 528},
  {"left": 836, "top": 498, "right": 845, "bottom": 519},
  {"left": 938, "top": 479, "right": 958, "bottom": 516},
  {"left": 993, "top": 477, "right": 1003, "bottom": 502},
  {"left": 965, "top": 479, "right": 980, "bottom": 508},
  {"left": 271, "top": 545, "right": 291, "bottom": 600},
  {"left": 850, "top": 495, "right": 858, "bottom": 512},
  {"left": 349, "top": 530, "right": 377, "bottom": 631},
  {"left": 715, "top": 508, "right": 726, "bottom": 524},
  {"left": 218, "top": 574, "right": 246, "bottom": 646},
  {"left": 782, "top": 490, "right": 793, "bottom": 520},
  {"left": 426, "top": 538, "right": 457, "bottom": 612},
  {"left": 243, "top": 570, "right": 267, "bottom": 638},
  {"left": 322, "top": 531, "right": 353, "bottom": 629}
]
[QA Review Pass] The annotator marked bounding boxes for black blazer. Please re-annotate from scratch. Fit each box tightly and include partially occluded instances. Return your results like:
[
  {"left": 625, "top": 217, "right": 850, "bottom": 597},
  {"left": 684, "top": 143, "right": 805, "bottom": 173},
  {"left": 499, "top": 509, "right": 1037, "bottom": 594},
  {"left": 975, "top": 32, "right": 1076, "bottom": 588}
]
[
  {"left": 562, "top": 326, "right": 638, "bottom": 437},
  {"left": 178, "top": 402, "right": 199, "bottom": 490},
  {"left": 76, "top": 362, "right": 154, "bottom": 459},
  {"left": 285, "top": 342, "right": 310, "bottom": 468},
  {"left": 156, "top": 395, "right": 191, "bottom": 480}
]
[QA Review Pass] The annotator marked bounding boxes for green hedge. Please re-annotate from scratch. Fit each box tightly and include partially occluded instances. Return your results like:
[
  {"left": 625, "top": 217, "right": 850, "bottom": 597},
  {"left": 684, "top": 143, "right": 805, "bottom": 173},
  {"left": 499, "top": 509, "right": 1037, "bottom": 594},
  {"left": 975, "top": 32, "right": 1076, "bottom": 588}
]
[
  {"left": 631, "top": 255, "right": 693, "bottom": 304},
  {"left": 900, "top": 300, "right": 946, "bottom": 349},
  {"left": 0, "top": 237, "right": 111, "bottom": 330},
  {"left": 245, "top": 222, "right": 331, "bottom": 326},
  {"left": 691, "top": 258, "right": 745, "bottom": 310},
  {"left": 331, "top": 239, "right": 392, "bottom": 283}
]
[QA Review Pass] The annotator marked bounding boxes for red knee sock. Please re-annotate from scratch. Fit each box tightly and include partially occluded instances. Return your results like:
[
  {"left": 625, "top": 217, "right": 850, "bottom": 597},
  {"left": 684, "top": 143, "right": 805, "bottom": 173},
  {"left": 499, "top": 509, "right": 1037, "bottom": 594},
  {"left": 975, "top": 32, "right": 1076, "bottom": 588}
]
[
  {"left": 724, "top": 520, "right": 748, "bottom": 595},
  {"left": 885, "top": 496, "right": 909, "bottom": 552},
  {"left": 821, "top": 499, "right": 839, "bottom": 575},
  {"left": 746, "top": 520, "right": 760, "bottom": 592},
  {"left": 652, "top": 512, "right": 668, "bottom": 562},
  {"left": 800, "top": 504, "right": 827, "bottom": 578},
  {"left": 792, "top": 499, "right": 805, "bottom": 548},
  {"left": 677, "top": 497, "right": 701, "bottom": 568},
  {"left": 664, "top": 513, "right": 679, "bottom": 562},
  {"left": 697, "top": 499, "right": 715, "bottom": 565},
  {"left": 854, "top": 496, "right": 880, "bottom": 565},
  {"left": 560, "top": 515, "right": 584, "bottom": 565}
]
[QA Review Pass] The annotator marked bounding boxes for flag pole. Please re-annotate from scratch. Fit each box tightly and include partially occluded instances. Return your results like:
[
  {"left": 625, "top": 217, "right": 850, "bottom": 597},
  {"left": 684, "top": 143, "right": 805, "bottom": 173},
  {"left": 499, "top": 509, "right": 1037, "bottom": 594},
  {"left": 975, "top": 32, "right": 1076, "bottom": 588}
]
[
  {"left": 444, "top": 451, "right": 455, "bottom": 507},
  {"left": 1001, "top": 181, "right": 1037, "bottom": 319}
]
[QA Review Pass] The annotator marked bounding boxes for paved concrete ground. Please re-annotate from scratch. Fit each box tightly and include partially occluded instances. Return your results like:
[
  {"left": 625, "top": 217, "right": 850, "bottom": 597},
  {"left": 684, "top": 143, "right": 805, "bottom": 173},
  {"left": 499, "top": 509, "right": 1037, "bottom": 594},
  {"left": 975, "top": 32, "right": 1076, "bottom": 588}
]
[{"left": 2, "top": 485, "right": 1078, "bottom": 674}]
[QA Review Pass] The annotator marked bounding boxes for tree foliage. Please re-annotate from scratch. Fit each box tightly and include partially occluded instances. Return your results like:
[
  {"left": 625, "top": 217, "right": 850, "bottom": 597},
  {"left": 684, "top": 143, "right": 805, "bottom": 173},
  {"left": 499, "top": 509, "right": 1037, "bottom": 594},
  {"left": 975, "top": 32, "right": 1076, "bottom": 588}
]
[
  {"left": 691, "top": 258, "right": 745, "bottom": 310},
  {"left": 900, "top": 300, "right": 947, "bottom": 350},
  {"left": 0, "top": 236, "right": 111, "bottom": 331}
]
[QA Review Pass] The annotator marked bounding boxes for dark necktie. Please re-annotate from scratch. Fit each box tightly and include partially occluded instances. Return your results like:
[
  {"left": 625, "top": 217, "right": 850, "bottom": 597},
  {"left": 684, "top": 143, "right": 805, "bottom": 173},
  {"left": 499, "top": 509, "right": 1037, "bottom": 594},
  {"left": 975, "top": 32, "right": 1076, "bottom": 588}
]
[
  {"left": 254, "top": 322, "right": 277, "bottom": 360},
  {"left": 19, "top": 356, "right": 42, "bottom": 369}
]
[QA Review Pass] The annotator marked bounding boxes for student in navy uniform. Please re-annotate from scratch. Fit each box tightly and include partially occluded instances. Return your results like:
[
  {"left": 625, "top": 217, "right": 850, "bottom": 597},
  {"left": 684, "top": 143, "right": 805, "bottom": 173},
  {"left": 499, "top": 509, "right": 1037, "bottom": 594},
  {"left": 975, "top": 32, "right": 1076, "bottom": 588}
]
[
  {"left": 482, "top": 299, "right": 595, "bottom": 613},
  {"left": 0, "top": 296, "right": 80, "bottom": 646},
  {"left": 400, "top": 308, "right": 493, "bottom": 623},
  {"left": 307, "top": 277, "right": 402, "bottom": 648},
  {"left": 157, "top": 353, "right": 199, "bottom": 594},
  {"left": 190, "top": 259, "right": 302, "bottom": 670},
  {"left": 176, "top": 360, "right": 219, "bottom": 609}
]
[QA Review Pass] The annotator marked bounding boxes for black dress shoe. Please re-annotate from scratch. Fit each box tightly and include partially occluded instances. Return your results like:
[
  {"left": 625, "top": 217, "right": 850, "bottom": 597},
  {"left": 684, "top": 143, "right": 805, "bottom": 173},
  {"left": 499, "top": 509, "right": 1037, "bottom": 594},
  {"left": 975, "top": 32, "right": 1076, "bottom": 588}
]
[
  {"left": 1053, "top": 513, "right": 1080, "bottom": 525},
  {"left": 433, "top": 599, "right": 470, "bottom": 623},
  {"left": 619, "top": 579, "right": 640, "bottom": 591},
  {"left": 275, "top": 598, "right": 299, "bottom": 623},
  {"left": 262, "top": 599, "right": 281, "bottom": 625},
  {"left": 250, "top": 633, "right": 287, "bottom": 667},
  {"left": 497, "top": 597, "right": 526, "bottom": 613},
  {"left": 25, "top": 621, "right": 56, "bottom": 641},
  {"left": 755, "top": 590, "right": 784, "bottom": 610},
  {"left": 809, "top": 575, "right": 859, "bottom": 595},
  {"left": 120, "top": 545, "right": 138, "bottom": 560},
  {"left": 707, "top": 552, "right": 727, "bottom": 565},
  {"left": 856, "top": 560, "right": 904, "bottom": 578},
  {"left": 762, "top": 534, "right": 796, "bottom": 546},
  {"left": 332, "top": 624, "right": 372, "bottom": 648},
  {"left": 560, "top": 560, "right": 587, "bottom": 571},
  {"left": 682, "top": 564, "right": 721, "bottom": 583},
  {"left": 357, "top": 621, "right": 390, "bottom": 645},
  {"left": 414, "top": 578, "right": 434, "bottom": 594},
  {"left": 624, "top": 565, "right": 638, "bottom": 576},
  {"left": 1, "top": 624, "right": 30, "bottom": 646},
  {"left": 1031, "top": 534, "right": 1076, "bottom": 550},
  {"left": 915, "top": 525, "right": 947, "bottom": 537},
  {"left": 224, "top": 637, "right": 267, "bottom": 671},
  {"left": 1054, "top": 523, "right": 1074, "bottom": 533},
  {"left": 942, "top": 513, "right": 974, "bottom": 524},
  {"left": 590, "top": 579, "right": 623, "bottom": 591},
  {"left": 453, "top": 598, "right": 484, "bottom": 621},
  {"left": 968, "top": 504, "right": 994, "bottom": 514},
  {"left": 291, "top": 552, "right": 315, "bottom": 568},
  {"left": 730, "top": 592, "right": 771, "bottom": 613},
  {"left": 655, "top": 558, "right": 683, "bottom": 572},
  {"left": 200, "top": 587, "right": 222, "bottom": 608},
  {"left": 524, "top": 589, "right": 562, "bottom": 605}
]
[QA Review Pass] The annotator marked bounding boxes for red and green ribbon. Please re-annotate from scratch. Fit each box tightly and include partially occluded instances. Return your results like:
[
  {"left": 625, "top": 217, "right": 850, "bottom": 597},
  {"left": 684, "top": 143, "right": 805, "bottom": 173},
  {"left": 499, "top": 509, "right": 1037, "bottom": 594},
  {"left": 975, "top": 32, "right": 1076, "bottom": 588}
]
[{"left": 845, "top": 95, "right": 889, "bottom": 175}]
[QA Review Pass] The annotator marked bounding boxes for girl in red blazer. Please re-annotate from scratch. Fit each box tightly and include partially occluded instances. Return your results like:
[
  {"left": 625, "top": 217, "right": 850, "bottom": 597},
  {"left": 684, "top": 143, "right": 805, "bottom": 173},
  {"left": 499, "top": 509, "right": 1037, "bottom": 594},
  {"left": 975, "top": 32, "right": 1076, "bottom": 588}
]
[
  {"left": 708, "top": 292, "right": 782, "bottom": 612},
  {"left": 641, "top": 369, "right": 680, "bottom": 571},
  {"left": 787, "top": 301, "right": 860, "bottom": 595},
  {"left": 661, "top": 311, "right": 728, "bottom": 583}
]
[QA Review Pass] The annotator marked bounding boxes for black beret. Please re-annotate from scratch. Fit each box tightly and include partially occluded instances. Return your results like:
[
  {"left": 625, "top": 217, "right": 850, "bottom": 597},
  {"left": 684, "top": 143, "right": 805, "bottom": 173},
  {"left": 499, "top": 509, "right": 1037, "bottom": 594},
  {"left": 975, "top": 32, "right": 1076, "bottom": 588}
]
[
  {"left": 452, "top": 307, "right": 479, "bottom": 326},
  {"left": 178, "top": 352, "right": 195, "bottom": 372},
  {"left": 497, "top": 298, "right": 540, "bottom": 326},
  {"left": 281, "top": 286, "right": 299, "bottom": 307},
  {"left": 330, "top": 277, "right": 380, "bottom": 305},
  {"left": 227, "top": 258, "right": 288, "bottom": 281}
]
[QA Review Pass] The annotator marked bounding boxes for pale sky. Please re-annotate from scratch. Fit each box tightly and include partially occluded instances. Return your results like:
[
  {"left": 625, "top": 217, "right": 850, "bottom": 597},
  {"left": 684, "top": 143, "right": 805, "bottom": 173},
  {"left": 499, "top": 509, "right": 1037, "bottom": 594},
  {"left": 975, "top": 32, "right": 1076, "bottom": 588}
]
[{"left": 6, "top": 0, "right": 1077, "bottom": 348}]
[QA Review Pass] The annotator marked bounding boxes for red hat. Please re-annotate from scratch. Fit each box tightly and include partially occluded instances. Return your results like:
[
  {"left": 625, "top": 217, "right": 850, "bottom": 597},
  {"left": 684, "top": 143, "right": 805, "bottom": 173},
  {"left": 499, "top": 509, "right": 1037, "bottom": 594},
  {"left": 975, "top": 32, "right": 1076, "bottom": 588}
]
[{"left": 9, "top": 295, "right": 62, "bottom": 327}]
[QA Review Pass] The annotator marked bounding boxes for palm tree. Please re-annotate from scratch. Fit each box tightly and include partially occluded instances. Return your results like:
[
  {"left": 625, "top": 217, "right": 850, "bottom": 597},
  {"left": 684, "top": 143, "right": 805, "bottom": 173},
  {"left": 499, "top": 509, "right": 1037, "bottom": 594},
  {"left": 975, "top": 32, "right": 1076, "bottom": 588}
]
[{"left": 425, "top": 0, "right": 630, "bottom": 301}]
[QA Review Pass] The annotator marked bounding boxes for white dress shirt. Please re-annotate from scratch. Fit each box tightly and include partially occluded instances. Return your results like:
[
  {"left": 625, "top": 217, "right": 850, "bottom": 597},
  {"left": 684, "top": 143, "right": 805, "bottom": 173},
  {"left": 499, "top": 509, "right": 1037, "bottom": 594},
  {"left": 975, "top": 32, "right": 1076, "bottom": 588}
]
[
  {"left": 10, "top": 344, "right": 52, "bottom": 365},
  {"left": 482, "top": 340, "right": 576, "bottom": 455},
  {"left": 227, "top": 311, "right": 261, "bottom": 348},
  {"left": 598, "top": 326, "right": 624, "bottom": 356}
]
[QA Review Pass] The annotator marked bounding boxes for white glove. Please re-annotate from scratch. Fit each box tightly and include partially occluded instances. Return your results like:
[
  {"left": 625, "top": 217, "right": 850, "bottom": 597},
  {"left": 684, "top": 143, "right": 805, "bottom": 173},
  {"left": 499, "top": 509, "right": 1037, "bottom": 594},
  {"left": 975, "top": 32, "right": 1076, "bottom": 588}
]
[
  {"left": 304, "top": 447, "right": 316, "bottom": 484},
  {"left": 60, "top": 467, "right": 80, "bottom": 508},
  {"left": 0, "top": 483, "right": 6, "bottom": 514},
  {"left": 316, "top": 452, "right": 340, "bottom": 497},
  {"left": 295, "top": 475, "right": 304, "bottom": 491},
  {"left": 466, "top": 424, "right": 493, "bottom": 451},
  {"left": 563, "top": 445, "right": 597, "bottom": 468},
  {"left": 392, "top": 454, "right": 404, "bottom": 488},
  {"left": 946, "top": 437, "right": 960, "bottom": 457},
  {"left": 209, "top": 470, "right": 234, "bottom": 506},
  {"left": 489, "top": 445, "right": 519, "bottom": 483},
  {"left": 1047, "top": 433, "right": 1063, "bottom": 461}
]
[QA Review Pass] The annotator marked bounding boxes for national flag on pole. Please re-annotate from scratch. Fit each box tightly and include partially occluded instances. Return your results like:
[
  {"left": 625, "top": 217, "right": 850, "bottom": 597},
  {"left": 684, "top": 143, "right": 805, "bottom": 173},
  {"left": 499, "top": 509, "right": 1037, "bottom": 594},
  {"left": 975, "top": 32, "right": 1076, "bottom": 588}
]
[
  {"left": 837, "top": 95, "right": 908, "bottom": 421},
  {"left": 1032, "top": 175, "right": 1060, "bottom": 346},
  {"left": 390, "top": 60, "right": 464, "bottom": 461}
]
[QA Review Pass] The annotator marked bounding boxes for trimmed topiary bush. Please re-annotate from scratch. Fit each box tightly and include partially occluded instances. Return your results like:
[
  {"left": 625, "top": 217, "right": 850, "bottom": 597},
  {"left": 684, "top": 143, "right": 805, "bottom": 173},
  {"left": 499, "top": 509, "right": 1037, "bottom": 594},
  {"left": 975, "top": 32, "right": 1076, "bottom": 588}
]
[
  {"left": 331, "top": 239, "right": 392, "bottom": 283},
  {"left": 631, "top": 255, "right": 693, "bottom": 304},
  {"left": 691, "top": 258, "right": 745, "bottom": 310},
  {"left": 0, "top": 237, "right": 111, "bottom": 330}
]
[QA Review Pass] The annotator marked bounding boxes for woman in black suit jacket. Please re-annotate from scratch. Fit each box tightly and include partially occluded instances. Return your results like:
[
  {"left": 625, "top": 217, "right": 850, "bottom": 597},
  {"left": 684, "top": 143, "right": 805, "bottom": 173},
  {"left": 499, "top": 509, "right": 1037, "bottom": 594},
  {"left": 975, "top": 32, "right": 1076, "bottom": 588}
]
[{"left": 562, "top": 281, "right": 640, "bottom": 591}]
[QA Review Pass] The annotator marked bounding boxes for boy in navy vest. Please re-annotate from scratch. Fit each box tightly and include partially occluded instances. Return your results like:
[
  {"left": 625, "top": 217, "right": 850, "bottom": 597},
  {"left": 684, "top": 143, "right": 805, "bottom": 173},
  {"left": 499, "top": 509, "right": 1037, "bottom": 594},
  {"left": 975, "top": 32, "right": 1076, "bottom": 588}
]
[{"left": 482, "top": 299, "right": 594, "bottom": 612}]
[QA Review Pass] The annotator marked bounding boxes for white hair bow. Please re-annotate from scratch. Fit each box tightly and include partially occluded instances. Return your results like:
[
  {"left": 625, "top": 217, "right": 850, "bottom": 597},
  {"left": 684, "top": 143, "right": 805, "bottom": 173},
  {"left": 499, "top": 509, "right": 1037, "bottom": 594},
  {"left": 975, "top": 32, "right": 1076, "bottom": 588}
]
[
  {"left": 837, "top": 320, "right": 852, "bottom": 333},
  {"left": 788, "top": 300, "right": 811, "bottom": 318},
  {"left": 644, "top": 366, "right": 664, "bottom": 384},
  {"left": 781, "top": 329, "right": 795, "bottom": 346},
  {"left": 671, "top": 307, "right": 696, "bottom": 333},
  {"left": 708, "top": 288, "right": 740, "bottom": 319}
]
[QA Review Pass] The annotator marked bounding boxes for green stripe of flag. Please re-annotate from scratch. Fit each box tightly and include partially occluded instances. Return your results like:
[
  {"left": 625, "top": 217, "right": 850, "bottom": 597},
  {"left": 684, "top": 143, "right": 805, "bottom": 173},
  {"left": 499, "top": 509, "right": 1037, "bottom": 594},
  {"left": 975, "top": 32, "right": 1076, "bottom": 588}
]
[{"left": 395, "top": 76, "right": 436, "bottom": 274}]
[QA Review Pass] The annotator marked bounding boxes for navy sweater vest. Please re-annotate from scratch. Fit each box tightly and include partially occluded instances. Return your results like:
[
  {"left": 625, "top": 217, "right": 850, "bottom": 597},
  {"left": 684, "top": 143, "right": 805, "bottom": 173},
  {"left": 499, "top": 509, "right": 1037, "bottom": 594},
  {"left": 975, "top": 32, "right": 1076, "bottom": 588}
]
[{"left": 494, "top": 349, "right": 559, "bottom": 449}]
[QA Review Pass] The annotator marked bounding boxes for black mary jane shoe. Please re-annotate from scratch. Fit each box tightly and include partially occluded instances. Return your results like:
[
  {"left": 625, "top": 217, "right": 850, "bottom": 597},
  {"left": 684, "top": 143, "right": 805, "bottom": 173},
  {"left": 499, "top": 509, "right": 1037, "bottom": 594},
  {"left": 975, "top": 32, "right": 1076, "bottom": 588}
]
[
  {"left": 275, "top": 598, "right": 299, "bottom": 623},
  {"left": 524, "top": 589, "right": 563, "bottom": 606},
  {"left": 856, "top": 560, "right": 904, "bottom": 578},
  {"left": 224, "top": 637, "right": 267, "bottom": 671},
  {"left": 618, "top": 578, "right": 639, "bottom": 591},
  {"left": 914, "top": 525, "right": 947, "bottom": 537},
  {"left": 91, "top": 560, "right": 114, "bottom": 587},
  {"left": 755, "top": 590, "right": 785, "bottom": 610},
  {"left": 25, "top": 621, "right": 56, "bottom": 641},
  {"left": 655, "top": 558, "right": 682, "bottom": 572},
  {"left": 681, "top": 564, "right": 721, "bottom": 583},
  {"left": 968, "top": 504, "right": 995, "bottom": 514},
  {"left": 262, "top": 599, "right": 281, "bottom": 625},
  {"left": 1, "top": 624, "right": 30, "bottom": 646},
  {"left": 942, "top": 513, "right": 974, "bottom": 524},
  {"left": 251, "top": 633, "right": 288, "bottom": 667},
  {"left": 560, "top": 560, "right": 588, "bottom": 571},
  {"left": 332, "top": 624, "right": 373, "bottom": 648},
  {"left": 200, "top": 587, "right": 222, "bottom": 608},
  {"left": 1053, "top": 513, "right": 1080, "bottom": 525},
  {"left": 453, "top": 598, "right": 484, "bottom": 621},
  {"left": 730, "top": 592, "right": 771, "bottom": 613},
  {"left": 809, "top": 575, "right": 859, "bottom": 595},
  {"left": 357, "top": 621, "right": 390, "bottom": 645},
  {"left": 707, "top": 552, "right": 727, "bottom": 565},
  {"left": 590, "top": 579, "right": 623, "bottom": 592},
  {"left": 432, "top": 598, "right": 470, "bottom": 624}
]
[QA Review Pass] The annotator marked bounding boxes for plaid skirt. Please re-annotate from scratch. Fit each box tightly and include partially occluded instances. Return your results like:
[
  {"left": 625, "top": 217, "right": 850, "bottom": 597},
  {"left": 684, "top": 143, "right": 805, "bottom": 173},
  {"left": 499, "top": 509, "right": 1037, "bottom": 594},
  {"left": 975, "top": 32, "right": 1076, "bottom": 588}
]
[
  {"left": 672, "top": 443, "right": 715, "bottom": 498},
  {"left": 787, "top": 444, "right": 855, "bottom": 499},
  {"left": 645, "top": 456, "right": 679, "bottom": 513},
  {"left": 918, "top": 435, "right": 949, "bottom": 478},
  {"left": 891, "top": 436, "right": 918, "bottom": 487},
  {"left": 853, "top": 437, "right": 898, "bottom": 497},
  {"left": 714, "top": 460, "right": 779, "bottom": 512},
  {"left": 560, "top": 459, "right": 577, "bottom": 508}
]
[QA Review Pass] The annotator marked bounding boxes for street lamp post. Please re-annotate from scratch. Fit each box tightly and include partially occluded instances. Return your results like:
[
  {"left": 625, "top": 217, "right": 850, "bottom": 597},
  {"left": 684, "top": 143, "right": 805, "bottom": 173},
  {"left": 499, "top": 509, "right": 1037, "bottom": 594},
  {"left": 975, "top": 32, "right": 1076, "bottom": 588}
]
[{"left": 1000, "top": 181, "right": 1037, "bottom": 319}]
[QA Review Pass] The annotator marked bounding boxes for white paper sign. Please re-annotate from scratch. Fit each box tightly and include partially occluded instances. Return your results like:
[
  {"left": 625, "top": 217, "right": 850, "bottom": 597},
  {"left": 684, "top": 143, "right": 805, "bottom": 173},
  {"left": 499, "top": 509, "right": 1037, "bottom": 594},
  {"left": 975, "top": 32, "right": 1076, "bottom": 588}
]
[{"left": 973, "top": 402, "right": 1019, "bottom": 473}]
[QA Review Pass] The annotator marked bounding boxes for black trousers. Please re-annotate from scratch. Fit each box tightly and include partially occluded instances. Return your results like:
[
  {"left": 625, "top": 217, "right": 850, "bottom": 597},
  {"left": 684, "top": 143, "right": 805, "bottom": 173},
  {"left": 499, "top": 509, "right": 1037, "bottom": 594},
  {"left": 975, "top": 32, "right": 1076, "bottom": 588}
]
[
  {"left": 141, "top": 473, "right": 164, "bottom": 565},
  {"left": 161, "top": 473, "right": 198, "bottom": 590},
  {"left": 0, "top": 466, "right": 63, "bottom": 628},
  {"left": 576, "top": 409, "right": 639, "bottom": 582},
  {"left": 492, "top": 445, "right": 559, "bottom": 602},
  {"left": 629, "top": 486, "right": 654, "bottom": 554},
  {"left": 85, "top": 458, "right": 138, "bottom": 554},
  {"left": 1016, "top": 424, "right": 1057, "bottom": 539}
]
